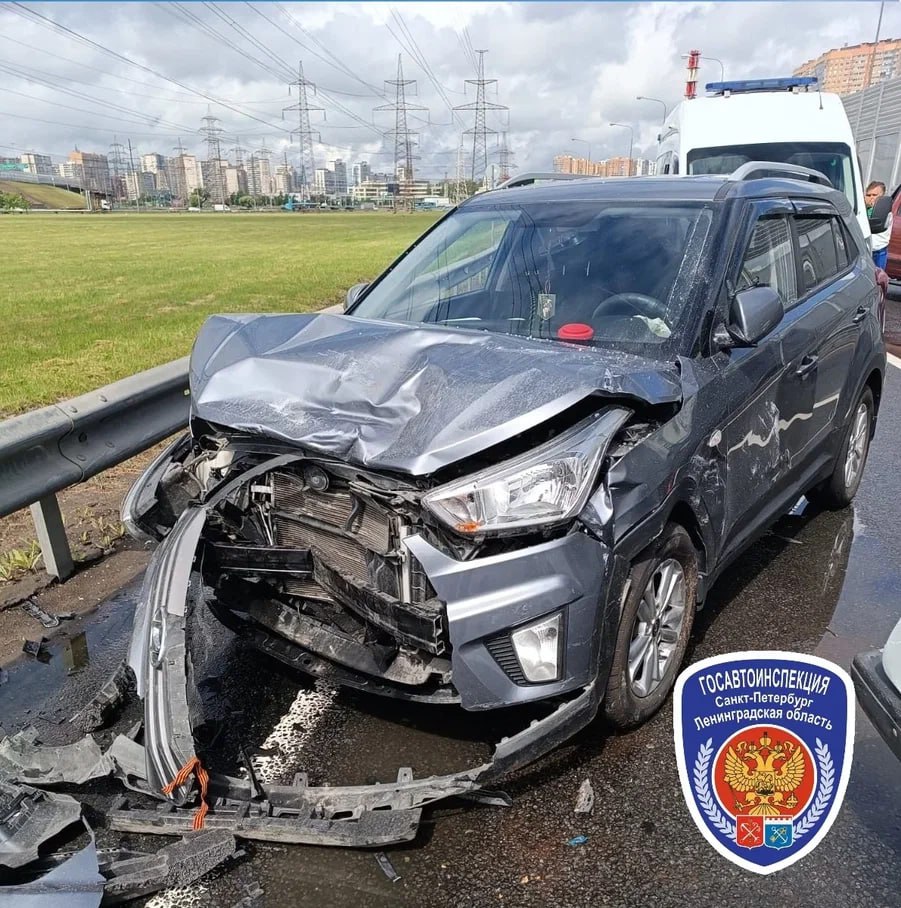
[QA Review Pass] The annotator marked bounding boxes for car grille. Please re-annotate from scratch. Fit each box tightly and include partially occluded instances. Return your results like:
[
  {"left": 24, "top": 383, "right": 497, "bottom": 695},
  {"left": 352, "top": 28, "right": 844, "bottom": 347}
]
[{"left": 268, "top": 470, "right": 433, "bottom": 607}]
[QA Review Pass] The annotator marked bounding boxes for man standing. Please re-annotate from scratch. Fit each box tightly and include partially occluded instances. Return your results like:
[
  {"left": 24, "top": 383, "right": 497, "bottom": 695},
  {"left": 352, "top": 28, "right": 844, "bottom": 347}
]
[{"left": 865, "top": 181, "right": 893, "bottom": 269}]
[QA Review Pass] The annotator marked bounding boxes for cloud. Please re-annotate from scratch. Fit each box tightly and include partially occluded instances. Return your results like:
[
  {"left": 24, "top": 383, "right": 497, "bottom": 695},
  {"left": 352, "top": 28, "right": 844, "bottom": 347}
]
[{"left": 0, "top": 1, "right": 892, "bottom": 176}]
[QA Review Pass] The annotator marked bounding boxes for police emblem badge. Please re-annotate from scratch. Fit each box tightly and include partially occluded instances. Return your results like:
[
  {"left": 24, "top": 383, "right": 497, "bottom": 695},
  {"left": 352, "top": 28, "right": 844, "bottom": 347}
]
[{"left": 674, "top": 651, "right": 854, "bottom": 873}]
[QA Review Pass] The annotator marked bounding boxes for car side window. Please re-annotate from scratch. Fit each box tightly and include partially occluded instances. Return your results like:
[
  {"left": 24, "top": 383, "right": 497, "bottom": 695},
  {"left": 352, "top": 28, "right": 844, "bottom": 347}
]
[
  {"left": 794, "top": 215, "right": 844, "bottom": 293},
  {"left": 735, "top": 215, "right": 798, "bottom": 309},
  {"left": 831, "top": 219, "right": 850, "bottom": 270}
]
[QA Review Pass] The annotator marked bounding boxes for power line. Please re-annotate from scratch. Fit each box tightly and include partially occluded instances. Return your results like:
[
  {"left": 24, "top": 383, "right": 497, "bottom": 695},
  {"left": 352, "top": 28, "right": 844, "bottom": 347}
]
[{"left": 3, "top": 2, "right": 291, "bottom": 135}]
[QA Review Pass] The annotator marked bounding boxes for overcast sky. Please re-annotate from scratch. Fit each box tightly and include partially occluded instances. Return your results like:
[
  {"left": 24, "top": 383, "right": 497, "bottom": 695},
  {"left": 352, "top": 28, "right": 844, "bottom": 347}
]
[{"left": 0, "top": 1, "right": 894, "bottom": 179}]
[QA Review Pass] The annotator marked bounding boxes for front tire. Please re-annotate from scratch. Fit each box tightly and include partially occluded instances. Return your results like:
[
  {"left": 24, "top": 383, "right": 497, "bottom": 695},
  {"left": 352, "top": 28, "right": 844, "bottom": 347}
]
[
  {"left": 810, "top": 387, "right": 874, "bottom": 510},
  {"left": 604, "top": 524, "right": 698, "bottom": 729}
]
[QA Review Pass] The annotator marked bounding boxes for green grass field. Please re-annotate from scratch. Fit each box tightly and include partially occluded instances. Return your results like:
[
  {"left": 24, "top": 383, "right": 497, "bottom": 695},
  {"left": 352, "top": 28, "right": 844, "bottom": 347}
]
[
  {"left": 0, "top": 211, "right": 439, "bottom": 415},
  {"left": 0, "top": 180, "right": 86, "bottom": 210}
]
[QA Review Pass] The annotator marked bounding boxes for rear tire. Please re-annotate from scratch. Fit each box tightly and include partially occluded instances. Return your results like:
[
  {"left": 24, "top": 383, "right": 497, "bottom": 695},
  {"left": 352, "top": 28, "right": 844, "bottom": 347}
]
[
  {"left": 604, "top": 524, "right": 698, "bottom": 729},
  {"left": 810, "top": 387, "right": 873, "bottom": 510}
]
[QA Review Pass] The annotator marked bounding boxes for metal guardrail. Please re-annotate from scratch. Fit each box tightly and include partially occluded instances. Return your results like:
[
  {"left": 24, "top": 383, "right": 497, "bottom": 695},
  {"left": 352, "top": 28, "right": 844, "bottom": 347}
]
[{"left": 0, "top": 358, "right": 190, "bottom": 578}]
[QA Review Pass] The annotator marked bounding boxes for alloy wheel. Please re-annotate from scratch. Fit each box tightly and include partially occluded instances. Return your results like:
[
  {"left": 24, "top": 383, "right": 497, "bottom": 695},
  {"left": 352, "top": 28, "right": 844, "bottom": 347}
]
[
  {"left": 627, "top": 558, "right": 686, "bottom": 698},
  {"left": 843, "top": 401, "right": 870, "bottom": 491}
]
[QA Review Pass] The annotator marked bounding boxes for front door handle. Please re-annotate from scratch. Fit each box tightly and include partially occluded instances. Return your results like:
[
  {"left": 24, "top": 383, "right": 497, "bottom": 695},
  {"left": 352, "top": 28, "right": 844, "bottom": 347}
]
[
  {"left": 796, "top": 355, "right": 818, "bottom": 378},
  {"left": 852, "top": 305, "right": 868, "bottom": 324}
]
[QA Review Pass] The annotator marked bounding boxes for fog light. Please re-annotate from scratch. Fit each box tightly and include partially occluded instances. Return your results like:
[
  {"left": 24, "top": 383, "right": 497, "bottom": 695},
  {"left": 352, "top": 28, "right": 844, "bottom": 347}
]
[{"left": 511, "top": 612, "right": 563, "bottom": 683}]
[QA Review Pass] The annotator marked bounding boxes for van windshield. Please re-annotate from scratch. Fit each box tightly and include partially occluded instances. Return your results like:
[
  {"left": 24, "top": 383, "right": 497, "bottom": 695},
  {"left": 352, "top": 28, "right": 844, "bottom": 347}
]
[{"left": 687, "top": 142, "right": 856, "bottom": 211}]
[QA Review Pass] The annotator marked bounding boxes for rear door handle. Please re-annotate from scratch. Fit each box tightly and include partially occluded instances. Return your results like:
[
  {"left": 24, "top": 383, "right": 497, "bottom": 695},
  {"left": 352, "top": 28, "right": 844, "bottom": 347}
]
[
  {"left": 796, "top": 355, "right": 818, "bottom": 378},
  {"left": 852, "top": 305, "right": 868, "bottom": 324}
]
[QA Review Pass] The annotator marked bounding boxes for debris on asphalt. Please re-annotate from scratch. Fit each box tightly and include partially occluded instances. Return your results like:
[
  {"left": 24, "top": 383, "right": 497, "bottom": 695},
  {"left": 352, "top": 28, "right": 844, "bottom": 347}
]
[
  {"left": 72, "top": 660, "right": 133, "bottom": 732},
  {"left": 0, "top": 780, "right": 83, "bottom": 869},
  {"left": 574, "top": 778, "right": 595, "bottom": 815},
  {"left": 101, "top": 829, "right": 237, "bottom": 902},
  {"left": 0, "top": 831, "right": 105, "bottom": 907},
  {"left": 375, "top": 851, "right": 401, "bottom": 883},
  {"left": 0, "top": 727, "right": 112, "bottom": 787},
  {"left": 566, "top": 835, "right": 589, "bottom": 847},
  {"left": 21, "top": 638, "right": 49, "bottom": 661},
  {"left": 0, "top": 667, "right": 8, "bottom": 685},
  {"left": 20, "top": 598, "right": 60, "bottom": 629}
]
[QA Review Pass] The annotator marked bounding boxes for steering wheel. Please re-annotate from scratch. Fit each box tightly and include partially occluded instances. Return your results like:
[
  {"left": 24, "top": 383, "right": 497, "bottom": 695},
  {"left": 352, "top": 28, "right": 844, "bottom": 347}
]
[{"left": 591, "top": 292, "right": 668, "bottom": 321}]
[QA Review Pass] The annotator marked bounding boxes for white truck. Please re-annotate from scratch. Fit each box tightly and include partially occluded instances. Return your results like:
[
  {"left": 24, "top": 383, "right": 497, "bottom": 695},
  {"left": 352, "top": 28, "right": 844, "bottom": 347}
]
[{"left": 656, "top": 77, "right": 870, "bottom": 243}]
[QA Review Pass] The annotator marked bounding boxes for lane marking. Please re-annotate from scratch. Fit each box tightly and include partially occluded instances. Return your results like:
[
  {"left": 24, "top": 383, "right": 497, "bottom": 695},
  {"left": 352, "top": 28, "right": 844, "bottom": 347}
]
[{"left": 888, "top": 351, "right": 901, "bottom": 370}]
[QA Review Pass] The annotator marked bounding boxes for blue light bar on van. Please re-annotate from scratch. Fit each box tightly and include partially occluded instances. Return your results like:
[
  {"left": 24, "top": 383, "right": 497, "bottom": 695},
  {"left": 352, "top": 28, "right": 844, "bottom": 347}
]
[{"left": 706, "top": 77, "right": 818, "bottom": 94}]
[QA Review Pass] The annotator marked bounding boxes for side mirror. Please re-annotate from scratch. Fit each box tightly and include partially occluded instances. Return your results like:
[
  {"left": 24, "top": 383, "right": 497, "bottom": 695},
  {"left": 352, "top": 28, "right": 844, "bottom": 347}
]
[
  {"left": 344, "top": 282, "right": 369, "bottom": 311},
  {"left": 727, "top": 285, "right": 784, "bottom": 346}
]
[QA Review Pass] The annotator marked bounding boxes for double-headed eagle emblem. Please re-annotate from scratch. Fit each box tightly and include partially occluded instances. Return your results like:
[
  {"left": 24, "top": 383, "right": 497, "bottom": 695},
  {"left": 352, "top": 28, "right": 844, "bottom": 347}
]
[{"left": 723, "top": 730, "right": 806, "bottom": 816}]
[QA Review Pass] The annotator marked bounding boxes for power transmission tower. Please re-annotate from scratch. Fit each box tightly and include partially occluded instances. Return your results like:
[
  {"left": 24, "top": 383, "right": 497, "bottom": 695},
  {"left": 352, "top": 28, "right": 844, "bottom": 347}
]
[
  {"left": 199, "top": 110, "right": 226, "bottom": 205},
  {"left": 108, "top": 137, "right": 128, "bottom": 204},
  {"left": 127, "top": 138, "right": 141, "bottom": 210},
  {"left": 375, "top": 55, "right": 426, "bottom": 212},
  {"left": 498, "top": 130, "right": 514, "bottom": 183},
  {"left": 454, "top": 50, "right": 507, "bottom": 186},
  {"left": 283, "top": 61, "right": 324, "bottom": 200},
  {"left": 230, "top": 137, "right": 245, "bottom": 167},
  {"left": 454, "top": 141, "right": 467, "bottom": 204}
]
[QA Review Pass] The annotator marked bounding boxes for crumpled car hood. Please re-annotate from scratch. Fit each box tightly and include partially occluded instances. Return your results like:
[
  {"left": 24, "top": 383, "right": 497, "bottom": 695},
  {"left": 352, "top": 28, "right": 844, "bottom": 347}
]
[{"left": 189, "top": 313, "right": 682, "bottom": 475}]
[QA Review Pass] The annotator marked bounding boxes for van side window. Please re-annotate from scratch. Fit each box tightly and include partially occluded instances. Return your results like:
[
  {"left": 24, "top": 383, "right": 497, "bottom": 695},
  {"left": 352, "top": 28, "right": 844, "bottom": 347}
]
[
  {"left": 672, "top": 157, "right": 679, "bottom": 175},
  {"left": 794, "top": 215, "right": 843, "bottom": 293},
  {"left": 735, "top": 216, "right": 798, "bottom": 309}
]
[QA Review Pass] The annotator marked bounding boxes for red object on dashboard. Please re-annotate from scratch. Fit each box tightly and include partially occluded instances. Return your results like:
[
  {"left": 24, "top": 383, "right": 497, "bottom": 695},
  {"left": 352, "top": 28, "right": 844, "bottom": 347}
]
[{"left": 557, "top": 323, "right": 594, "bottom": 342}]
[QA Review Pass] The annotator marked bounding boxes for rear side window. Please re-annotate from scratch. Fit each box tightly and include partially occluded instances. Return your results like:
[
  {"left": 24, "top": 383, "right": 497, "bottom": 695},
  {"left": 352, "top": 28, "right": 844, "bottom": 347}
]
[
  {"left": 831, "top": 220, "right": 850, "bottom": 269},
  {"left": 794, "top": 215, "right": 847, "bottom": 293},
  {"left": 736, "top": 216, "right": 798, "bottom": 309}
]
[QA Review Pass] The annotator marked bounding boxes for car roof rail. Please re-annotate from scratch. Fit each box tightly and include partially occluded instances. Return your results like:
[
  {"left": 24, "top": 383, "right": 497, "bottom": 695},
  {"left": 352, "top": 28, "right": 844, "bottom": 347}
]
[
  {"left": 729, "top": 161, "right": 833, "bottom": 188},
  {"left": 494, "top": 172, "right": 598, "bottom": 189}
]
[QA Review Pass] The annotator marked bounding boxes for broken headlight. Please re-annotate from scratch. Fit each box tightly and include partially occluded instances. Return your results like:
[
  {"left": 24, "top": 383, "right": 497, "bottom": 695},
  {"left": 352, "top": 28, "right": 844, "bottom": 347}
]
[{"left": 423, "top": 414, "right": 609, "bottom": 535}]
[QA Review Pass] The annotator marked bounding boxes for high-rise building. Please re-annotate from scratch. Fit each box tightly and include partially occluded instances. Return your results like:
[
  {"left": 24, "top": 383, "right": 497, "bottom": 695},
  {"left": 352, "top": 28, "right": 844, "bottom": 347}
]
[
  {"left": 167, "top": 153, "right": 202, "bottom": 200},
  {"left": 247, "top": 155, "right": 274, "bottom": 196},
  {"left": 274, "top": 164, "right": 296, "bottom": 195},
  {"left": 224, "top": 165, "right": 248, "bottom": 198},
  {"left": 313, "top": 167, "right": 336, "bottom": 195},
  {"left": 352, "top": 161, "right": 371, "bottom": 187},
  {"left": 795, "top": 38, "right": 901, "bottom": 96},
  {"left": 333, "top": 159, "right": 348, "bottom": 194},
  {"left": 140, "top": 153, "right": 169, "bottom": 190},
  {"left": 19, "top": 153, "right": 53, "bottom": 176},
  {"left": 68, "top": 150, "right": 111, "bottom": 192},
  {"left": 125, "top": 171, "right": 155, "bottom": 201}
]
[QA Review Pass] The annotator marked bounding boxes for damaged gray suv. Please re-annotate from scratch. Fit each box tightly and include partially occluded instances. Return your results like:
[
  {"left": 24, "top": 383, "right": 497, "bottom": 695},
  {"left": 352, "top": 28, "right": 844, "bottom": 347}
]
[{"left": 124, "top": 167, "right": 884, "bottom": 814}]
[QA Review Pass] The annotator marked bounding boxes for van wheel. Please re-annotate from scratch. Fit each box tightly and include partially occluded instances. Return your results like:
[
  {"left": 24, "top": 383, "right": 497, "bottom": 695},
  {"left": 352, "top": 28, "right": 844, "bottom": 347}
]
[
  {"left": 604, "top": 525, "right": 698, "bottom": 729},
  {"left": 810, "top": 387, "right": 873, "bottom": 510}
]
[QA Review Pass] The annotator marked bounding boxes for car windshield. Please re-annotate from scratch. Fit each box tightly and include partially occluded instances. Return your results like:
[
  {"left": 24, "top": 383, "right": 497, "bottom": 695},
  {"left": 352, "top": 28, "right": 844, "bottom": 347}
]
[
  {"left": 687, "top": 141, "right": 856, "bottom": 211},
  {"left": 351, "top": 200, "right": 713, "bottom": 355}
]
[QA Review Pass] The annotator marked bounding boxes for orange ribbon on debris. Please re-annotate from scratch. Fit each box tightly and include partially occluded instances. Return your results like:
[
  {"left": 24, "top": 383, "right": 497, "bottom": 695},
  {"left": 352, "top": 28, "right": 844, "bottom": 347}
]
[{"left": 162, "top": 755, "right": 210, "bottom": 831}]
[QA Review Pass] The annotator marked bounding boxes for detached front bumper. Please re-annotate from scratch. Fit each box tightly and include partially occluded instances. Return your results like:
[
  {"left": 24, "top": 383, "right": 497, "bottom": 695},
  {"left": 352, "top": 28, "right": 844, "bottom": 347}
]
[{"left": 127, "top": 497, "right": 613, "bottom": 846}]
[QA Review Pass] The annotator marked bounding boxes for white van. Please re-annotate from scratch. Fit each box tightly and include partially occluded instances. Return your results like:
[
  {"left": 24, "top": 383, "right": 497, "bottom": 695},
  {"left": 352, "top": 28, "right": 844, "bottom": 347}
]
[{"left": 656, "top": 77, "right": 870, "bottom": 241}]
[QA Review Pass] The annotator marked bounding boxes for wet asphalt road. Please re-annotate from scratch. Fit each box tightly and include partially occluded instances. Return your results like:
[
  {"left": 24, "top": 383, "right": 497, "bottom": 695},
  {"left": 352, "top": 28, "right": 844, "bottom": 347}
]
[{"left": 2, "top": 369, "right": 901, "bottom": 907}]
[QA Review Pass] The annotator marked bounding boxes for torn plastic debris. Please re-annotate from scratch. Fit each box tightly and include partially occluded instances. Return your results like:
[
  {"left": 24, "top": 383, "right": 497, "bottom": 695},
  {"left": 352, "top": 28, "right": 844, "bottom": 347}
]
[
  {"left": 0, "top": 727, "right": 112, "bottom": 787},
  {"left": 375, "top": 851, "right": 401, "bottom": 883},
  {"left": 20, "top": 598, "right": 60, "bottom": 629},
  {"left": 0, "top": 830, "right": 105, "bottom": 908},
  {"left": 124, "top": 461, "right": 606, "bottom": 847},
  {"left": 0, "top": 780, "right": 82, "bottom": 869},
  {"left": 2, "top": 828, "right": 236, "bottom": 906},
  {"left": 21, "top": 638, "right": 49, "bottom": 661},
  {"left": 574, "top": 778, "right": 594, "bottom": 815}
]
